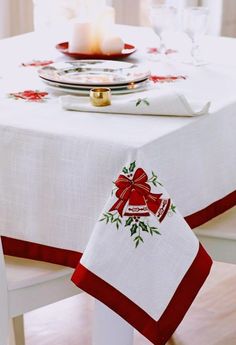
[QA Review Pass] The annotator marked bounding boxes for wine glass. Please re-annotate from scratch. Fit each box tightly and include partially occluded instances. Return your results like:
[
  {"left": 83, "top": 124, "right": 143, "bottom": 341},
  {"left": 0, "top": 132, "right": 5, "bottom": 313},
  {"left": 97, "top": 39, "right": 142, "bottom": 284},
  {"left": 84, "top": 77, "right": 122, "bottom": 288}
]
[
  {"left": 149, "top": 2, "right": 177, "bottom": 60},
  {"left": 183, "top": 7, "right": 209, "bottom": 65}
]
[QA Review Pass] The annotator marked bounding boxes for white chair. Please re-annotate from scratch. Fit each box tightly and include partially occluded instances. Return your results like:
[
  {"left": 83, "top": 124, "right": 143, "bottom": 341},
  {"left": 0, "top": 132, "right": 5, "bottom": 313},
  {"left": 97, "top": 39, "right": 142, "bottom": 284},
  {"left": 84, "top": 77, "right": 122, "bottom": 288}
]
[
  {"left": 194, "top": 206, "right": 236, "bottom": 264},
  {"left": 0, "top": 239, "right": 81, "bottom": 345}
]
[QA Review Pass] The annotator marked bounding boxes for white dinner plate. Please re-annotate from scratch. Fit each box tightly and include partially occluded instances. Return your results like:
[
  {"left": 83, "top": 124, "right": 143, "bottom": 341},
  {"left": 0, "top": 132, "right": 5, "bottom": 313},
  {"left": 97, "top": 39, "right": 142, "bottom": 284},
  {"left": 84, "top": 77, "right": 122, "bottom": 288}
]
[
  {"left": 45, "top": 80, "right": 151, "bottom": 95},
  {"left": 38, "top": 60, "right": 151, "bottom": 87},
  {"left": 40, "top": 76, "right": 149, "bottom": 90}
]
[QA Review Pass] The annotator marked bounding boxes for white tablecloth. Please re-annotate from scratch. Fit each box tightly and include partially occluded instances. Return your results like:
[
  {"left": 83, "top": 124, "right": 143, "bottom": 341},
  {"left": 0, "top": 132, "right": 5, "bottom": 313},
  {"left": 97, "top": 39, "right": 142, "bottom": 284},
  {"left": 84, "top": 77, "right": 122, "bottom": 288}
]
[
  {"left": 0, "top": 25, "right": 235, "bottom": 344},
  {"left": 0, "top": 26, "right": 235, "bottom": 252}
]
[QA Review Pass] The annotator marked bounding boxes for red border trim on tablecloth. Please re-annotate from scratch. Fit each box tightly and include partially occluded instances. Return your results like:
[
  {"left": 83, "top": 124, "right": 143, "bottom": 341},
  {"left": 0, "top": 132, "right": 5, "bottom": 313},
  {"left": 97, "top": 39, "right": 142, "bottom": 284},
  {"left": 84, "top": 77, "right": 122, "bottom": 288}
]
[
  {"left": 185, "top": 190, "right": 236, "bottom": 229},
  {"left": 2, "top": 190, "right": 235, "bottom": 266},
  {"left": 1, "top": 236, "right": 81, "bottom": 268},
  {"left": 1, "top": 191, "right": 232, "bottom": 343},
  {"left": 71, "top": 244, "right": 212, "bottom": 345}
]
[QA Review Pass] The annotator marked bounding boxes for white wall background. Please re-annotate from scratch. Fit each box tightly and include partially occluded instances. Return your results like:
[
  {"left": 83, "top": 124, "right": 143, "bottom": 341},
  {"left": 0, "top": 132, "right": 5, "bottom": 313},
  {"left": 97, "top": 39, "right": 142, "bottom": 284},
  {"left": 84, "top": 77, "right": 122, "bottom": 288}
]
[
  {"left": 0, "top": 0, "right": 236, "bottom": 38},
  {"left": 0, "top": 0, "right": 33, "bottom": 38},
  {"left": 115, "top": 0, "right": 236, "bottom": 37}
]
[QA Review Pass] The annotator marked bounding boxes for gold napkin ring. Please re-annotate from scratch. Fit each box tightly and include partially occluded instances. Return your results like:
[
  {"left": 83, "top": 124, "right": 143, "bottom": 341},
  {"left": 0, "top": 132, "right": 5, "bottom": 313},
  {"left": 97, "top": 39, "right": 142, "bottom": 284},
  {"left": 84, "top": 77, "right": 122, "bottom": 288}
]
[{"left": 90, "top": 88, "right": 111, "bottom": 107}]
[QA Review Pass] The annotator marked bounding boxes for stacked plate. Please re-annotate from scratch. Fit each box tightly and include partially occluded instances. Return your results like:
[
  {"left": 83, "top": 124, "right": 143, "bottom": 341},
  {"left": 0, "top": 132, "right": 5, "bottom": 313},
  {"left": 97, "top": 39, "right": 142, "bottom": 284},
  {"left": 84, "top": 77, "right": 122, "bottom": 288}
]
[{"left": 38, "top": 60, "right": 151, "bottom": 95}]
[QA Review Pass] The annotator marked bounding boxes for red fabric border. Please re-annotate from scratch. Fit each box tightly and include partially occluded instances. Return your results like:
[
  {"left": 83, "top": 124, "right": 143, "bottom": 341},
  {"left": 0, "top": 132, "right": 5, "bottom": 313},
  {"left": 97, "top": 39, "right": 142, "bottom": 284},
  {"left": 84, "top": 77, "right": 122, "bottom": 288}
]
[
  {"left": 2, "top": 190, "right": 235, "bottom": 266},
  {"left": 2, "top": 190, "right": 231, "bottom": 343},
  {"left": 71, "top": 244, "right": 212, "bottom": 345},
  {"left": 1, "top": 236, "right": 81, "bottom": 268},
  {"left": 185, "top": 190, "right": 236, "bottom": 229}
]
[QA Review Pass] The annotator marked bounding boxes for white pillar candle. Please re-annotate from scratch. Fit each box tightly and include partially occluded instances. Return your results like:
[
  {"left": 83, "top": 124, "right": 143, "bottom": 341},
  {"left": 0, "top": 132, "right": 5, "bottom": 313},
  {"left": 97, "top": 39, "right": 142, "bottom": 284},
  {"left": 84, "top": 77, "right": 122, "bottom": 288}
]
[
  {"left": 101, "top": 35, "right": 124, "bottom": 55},
  {"left": 68, "top": 19, "right": 93, "bottom": 53},
  {"left": 93, "top": 6, "right": 116, "bottom": 53},
  {"left": 101, "top": 6, "right": 116, "bottom": 26}
]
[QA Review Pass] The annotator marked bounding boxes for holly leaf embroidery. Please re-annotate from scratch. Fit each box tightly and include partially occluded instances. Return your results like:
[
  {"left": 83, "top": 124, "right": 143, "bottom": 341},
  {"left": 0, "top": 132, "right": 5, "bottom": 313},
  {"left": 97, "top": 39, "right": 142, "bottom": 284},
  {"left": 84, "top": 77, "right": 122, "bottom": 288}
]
[
  {"left": 129, "top": 161, "right": 136, "bottom": 172},
  {"left": 125, "top": 217, "right": 134, "bottom": 226},
  {"left": 101, "top": 164, "right": 169, "bottom": 248},
  {"left": 130, "top": 223, "right": 138, "bottom": 236}
]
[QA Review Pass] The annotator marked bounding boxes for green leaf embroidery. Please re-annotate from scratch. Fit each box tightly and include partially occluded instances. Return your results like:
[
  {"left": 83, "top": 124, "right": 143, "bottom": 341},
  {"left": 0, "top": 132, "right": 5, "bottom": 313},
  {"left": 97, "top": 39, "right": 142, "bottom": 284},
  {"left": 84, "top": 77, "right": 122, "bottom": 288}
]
[
  {"left": 147, "top": 223, "right": 160, "bottom": 236},
  {"left": 139, "top": 221, "right": 148, "bottom": 232},
  {"left": 129, "top": 161, "right": 136, "bottom": 172},
  {"left": 130, "top": 224, "right": 138, "bottom": 236},
  {"left": 134, "top": 235, "right": 144, "bottom": 248},
  {"left": 100, "top": 212, "right": 121, "bottom": 227},
  {"left": 149, "top": 171, "right": 163, "bottom": 187},
  {"left": 171, "top": 204, "right": 176, "bottom": 213},
  {"left": 144, "top": 99, "right": 150, "bottom": 106},
  {"left": 112, "top": 217, "right": 122, "bottom": 229},
  {"left": 152, "top": 229, "right": 161, "bottom": 235},
  {"left": 125, "top": 217, "right": 133, "bottom": 226},
  {"left": 136, "top": 98, "right": 150, "bottom": 107},
  {"left": 101, "top": 163, "right": 168, "bottom": 248}
]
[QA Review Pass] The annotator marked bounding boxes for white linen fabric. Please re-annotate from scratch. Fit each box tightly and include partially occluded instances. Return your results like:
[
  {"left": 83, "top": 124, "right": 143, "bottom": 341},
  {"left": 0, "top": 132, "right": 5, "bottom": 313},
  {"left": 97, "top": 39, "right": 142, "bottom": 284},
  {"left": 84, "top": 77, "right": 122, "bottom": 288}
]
[
  {"left": 79, "top": 158, "right": 199, "bottom": 320},
  {"left": 0, "top": 26, "right": 236, "bottom": 253},
  {"left": 0, "top": 26, "right": 235, "bottom": 343},
  {"left": 60, "top": 90, "right": 211, "bottom": 117}
]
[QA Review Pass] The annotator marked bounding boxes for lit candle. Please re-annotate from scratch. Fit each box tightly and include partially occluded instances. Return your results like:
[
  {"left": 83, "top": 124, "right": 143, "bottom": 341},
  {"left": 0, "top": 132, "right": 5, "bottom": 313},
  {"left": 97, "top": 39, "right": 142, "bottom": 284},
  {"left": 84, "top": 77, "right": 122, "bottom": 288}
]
[{"left": 68, "top": 19, "right": 93, "bottom": 54}]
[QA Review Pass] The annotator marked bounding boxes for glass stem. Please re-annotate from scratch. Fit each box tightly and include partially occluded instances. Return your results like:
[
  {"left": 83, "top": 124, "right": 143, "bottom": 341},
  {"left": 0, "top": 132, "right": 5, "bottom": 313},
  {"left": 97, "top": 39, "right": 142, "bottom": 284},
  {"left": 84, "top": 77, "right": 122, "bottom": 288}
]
[
  {"left": 159, "top": 39, "right": 166, "bottom": 55},
  {"left": 191, "top": 38, "right": 199, "bottom": 62}
]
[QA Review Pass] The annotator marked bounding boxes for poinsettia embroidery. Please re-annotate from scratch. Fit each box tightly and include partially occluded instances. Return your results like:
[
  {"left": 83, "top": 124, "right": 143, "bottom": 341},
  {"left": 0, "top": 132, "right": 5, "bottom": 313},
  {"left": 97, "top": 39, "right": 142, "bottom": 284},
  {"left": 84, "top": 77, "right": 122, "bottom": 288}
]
[
  {"left": 8, "top": 90, "right": 48, "bottom": 102},
  {"left": 100, "top": 162, "right": 175, "bottom": 247},
  {"left": 21, "top": 60, "right": 54, "bottom": 67},
  {"left": 149, "top": 75, "right": 187, "bottom": 84}
]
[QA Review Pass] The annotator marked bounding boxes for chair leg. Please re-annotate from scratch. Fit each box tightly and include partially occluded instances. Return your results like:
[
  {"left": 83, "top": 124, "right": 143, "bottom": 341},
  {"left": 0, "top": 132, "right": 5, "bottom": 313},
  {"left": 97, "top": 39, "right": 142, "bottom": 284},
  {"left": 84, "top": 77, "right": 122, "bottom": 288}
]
[
  {"left": 9, "top": 319, "right": 16, "bottom": 345},
  {"left": 11, "top": 316, "right": 25, "bottom": 345}
]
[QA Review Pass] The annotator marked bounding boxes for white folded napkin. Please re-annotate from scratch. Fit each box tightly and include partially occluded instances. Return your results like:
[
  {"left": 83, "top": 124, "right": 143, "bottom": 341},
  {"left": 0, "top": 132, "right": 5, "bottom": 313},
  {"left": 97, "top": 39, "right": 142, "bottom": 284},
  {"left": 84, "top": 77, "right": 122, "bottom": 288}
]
[{"left": 60, "top": 89, "right": 211, "bottom": 117}]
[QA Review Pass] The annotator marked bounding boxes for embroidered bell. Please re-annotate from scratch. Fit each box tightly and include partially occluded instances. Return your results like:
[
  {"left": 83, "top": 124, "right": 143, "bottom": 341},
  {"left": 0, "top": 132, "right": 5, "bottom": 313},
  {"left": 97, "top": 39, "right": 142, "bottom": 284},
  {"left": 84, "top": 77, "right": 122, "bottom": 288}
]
[
  {"left": 124, "top": 189, "right": 150, "bottom": 217},
  {"left": 147, "top": 197, "right": 171, "bottom": 223}
]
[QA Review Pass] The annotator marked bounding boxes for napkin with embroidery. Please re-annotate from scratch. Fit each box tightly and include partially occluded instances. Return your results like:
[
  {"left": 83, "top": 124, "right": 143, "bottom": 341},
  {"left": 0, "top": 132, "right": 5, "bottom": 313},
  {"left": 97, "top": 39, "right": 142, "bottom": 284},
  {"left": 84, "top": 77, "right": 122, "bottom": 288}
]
[{"left": 60, "top": 89, "right": 211, "bottom": 117}]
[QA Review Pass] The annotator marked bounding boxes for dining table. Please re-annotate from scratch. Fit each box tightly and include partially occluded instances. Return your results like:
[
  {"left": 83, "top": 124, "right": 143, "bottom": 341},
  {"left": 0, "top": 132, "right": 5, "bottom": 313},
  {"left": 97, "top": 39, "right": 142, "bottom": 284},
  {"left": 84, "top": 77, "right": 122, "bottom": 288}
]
[{"left": 0, "top": 25, "right": 236, "bottom": 345}]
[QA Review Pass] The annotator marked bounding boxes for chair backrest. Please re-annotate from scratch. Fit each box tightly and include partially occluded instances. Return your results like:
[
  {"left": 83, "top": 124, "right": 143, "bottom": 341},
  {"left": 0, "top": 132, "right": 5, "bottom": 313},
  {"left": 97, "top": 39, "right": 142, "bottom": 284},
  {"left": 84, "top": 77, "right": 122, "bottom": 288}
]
[{"left": 0, "top": 238, "right": 10, "bottom": 341}]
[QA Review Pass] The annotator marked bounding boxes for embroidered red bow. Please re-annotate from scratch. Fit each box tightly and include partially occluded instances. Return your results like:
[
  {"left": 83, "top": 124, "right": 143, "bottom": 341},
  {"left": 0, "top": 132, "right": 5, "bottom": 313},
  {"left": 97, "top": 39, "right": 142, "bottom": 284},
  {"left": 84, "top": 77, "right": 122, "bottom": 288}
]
[{"left": 109, "top": 168, "right": 164, "bottom": 217}]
